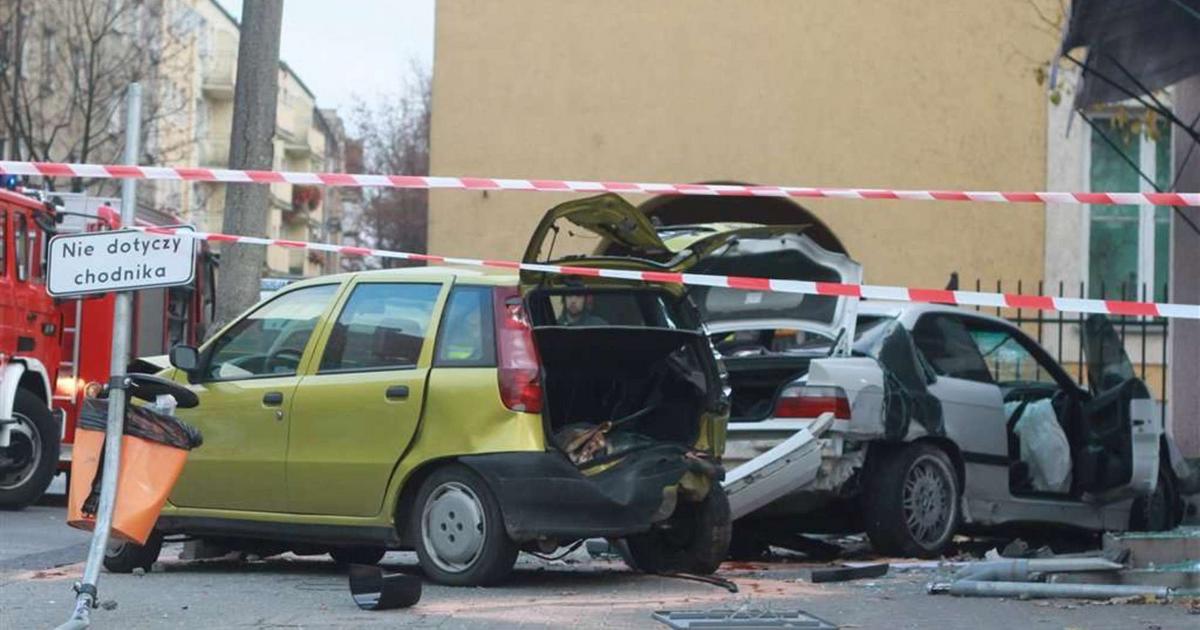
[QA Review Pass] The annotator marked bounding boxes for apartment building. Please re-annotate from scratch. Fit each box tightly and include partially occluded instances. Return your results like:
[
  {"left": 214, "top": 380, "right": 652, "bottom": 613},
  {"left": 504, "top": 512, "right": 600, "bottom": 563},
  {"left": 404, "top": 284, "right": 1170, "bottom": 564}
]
[
  {"left": 0, "top": 0, "right": 347, "bottom": 278},
  {"left": 191, "top": 1, "right": 342, "bottom": 278}
]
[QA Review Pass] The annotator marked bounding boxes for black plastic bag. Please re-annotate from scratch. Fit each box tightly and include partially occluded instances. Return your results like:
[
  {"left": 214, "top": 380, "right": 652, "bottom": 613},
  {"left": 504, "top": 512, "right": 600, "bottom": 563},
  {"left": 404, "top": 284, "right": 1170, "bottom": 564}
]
[{"left": 79, "top": 397, "right": 203, "bottom": 450}]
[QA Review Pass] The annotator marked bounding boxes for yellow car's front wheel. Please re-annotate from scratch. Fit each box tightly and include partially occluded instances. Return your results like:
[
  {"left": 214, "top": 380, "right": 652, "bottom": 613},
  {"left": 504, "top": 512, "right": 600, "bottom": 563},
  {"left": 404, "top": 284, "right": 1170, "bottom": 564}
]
[{"left": 412, "top": 464, "right": 518, "bottom": 586}]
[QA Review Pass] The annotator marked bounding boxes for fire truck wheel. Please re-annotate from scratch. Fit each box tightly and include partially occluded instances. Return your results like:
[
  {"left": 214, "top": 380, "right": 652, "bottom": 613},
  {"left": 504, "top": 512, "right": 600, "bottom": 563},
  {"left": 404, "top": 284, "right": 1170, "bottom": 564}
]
[{"left": 0, "top": 389, "right": 60, "bottom": 510}]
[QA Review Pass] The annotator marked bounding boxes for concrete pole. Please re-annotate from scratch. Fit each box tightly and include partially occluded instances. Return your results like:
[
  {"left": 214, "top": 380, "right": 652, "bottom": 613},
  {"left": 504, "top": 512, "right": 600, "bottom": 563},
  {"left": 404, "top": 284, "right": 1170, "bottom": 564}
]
[
  {"left": 62, "top": 82, "right": 141, "bottom": 629},
  {"left": 1169, "top": 76, "right": 1200, "bottom": 458},
  {"left": 213, "top": 0, "right": 284, "bottom": 330}
]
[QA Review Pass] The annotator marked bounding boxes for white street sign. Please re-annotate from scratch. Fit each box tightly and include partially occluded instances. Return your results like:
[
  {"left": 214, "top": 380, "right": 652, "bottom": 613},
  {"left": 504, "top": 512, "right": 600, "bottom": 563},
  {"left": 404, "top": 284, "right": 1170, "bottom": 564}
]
[{"left": 46, "top": 227, "right": 197, "bottom": 297}]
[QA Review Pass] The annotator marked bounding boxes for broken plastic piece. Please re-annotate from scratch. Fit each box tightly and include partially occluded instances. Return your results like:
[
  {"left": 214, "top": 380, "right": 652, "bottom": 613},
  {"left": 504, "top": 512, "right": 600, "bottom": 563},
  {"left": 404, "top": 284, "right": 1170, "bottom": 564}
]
[
  {"left": 810, "top": 562, "right": 889, "bottom": 583},
  {"left": 723, "top": 413, "right": 832, "bottom": 520},
  {"left": 348, "top": 564, "right": 421, "bottom": 610}
]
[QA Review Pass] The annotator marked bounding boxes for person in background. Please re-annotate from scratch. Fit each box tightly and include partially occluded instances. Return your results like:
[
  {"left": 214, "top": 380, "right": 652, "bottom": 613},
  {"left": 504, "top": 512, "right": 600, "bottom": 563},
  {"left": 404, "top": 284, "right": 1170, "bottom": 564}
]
[{"left": 558, "top": 294, "right": 606, "bottom": 326}]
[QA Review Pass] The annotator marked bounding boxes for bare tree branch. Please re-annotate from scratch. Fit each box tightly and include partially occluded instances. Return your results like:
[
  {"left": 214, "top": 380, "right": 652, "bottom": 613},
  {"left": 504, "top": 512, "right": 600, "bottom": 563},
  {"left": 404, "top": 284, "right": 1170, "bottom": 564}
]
[
  {"left": 346, "top": 64, "right": 432, "bottom": 269},
  {"left": 0, "top": 0, "right": 193, "bottom": 192}
]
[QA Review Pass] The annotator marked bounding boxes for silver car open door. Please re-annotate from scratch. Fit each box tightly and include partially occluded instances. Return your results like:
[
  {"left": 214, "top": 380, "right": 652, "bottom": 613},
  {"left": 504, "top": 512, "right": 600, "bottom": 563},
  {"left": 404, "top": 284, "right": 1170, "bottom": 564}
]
[{"left": 1078, "top": 315, "right": 1161, "bottom": 501}]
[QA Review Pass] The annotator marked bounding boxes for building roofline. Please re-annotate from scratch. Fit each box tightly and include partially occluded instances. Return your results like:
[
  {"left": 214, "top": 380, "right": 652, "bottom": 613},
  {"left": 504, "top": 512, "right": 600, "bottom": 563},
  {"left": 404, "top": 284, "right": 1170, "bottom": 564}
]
[
  {"left": 207, "top": 0, "right": 240, "bottom": 29},
  {"left": 279, "top": 60, "right": 318, "bottom": 102},
  {"left": 207, "top": 1, "right": 321, "bottom": 106},
  {"left": 312, "top": 108, "right": 337, "bottom": 148}
]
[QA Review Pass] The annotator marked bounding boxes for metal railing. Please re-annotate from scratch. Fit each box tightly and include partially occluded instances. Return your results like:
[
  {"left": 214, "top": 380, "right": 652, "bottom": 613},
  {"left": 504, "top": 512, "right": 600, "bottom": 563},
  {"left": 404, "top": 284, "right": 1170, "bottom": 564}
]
[{"left": 966, "top": 278, "right": 1169, "bottom": 417}]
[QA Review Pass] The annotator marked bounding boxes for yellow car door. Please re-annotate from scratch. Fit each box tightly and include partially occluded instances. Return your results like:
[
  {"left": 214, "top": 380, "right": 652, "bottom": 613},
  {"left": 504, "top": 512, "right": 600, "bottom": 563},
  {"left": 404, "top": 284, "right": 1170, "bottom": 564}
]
[
  {"left": 285, "top": 279, "right": 446, "bottom": 516},
  {"left": 170, "top": 283, "right": 342, "bottom": 512}
]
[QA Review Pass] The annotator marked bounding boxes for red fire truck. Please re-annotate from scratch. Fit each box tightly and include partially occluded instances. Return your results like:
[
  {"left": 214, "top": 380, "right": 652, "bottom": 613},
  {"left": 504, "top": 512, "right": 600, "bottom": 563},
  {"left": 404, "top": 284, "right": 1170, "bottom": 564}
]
[{"left": 0, "top": 185, "right": 213, "bottom": 509}]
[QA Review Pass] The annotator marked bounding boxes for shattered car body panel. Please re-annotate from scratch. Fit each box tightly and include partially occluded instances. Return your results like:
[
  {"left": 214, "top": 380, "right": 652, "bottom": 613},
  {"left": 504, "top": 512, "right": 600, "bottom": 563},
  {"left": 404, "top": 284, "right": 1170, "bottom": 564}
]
[{"left": 724, "top": 413, "right": 833, "bottom": 520}]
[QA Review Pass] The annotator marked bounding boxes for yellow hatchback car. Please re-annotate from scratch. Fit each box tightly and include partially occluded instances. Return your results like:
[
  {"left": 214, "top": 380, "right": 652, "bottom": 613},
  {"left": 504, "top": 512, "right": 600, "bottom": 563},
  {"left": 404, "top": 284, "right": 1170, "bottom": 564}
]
[{"left": 106, "top": 197, "right": 733, "bottom": 586}]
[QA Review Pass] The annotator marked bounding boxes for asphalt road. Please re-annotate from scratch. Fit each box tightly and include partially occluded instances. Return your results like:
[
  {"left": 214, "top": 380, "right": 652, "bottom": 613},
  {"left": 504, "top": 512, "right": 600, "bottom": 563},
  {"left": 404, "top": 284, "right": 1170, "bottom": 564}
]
[{"left": 2, "top": 478, "right": 1198, "bottom": 629}]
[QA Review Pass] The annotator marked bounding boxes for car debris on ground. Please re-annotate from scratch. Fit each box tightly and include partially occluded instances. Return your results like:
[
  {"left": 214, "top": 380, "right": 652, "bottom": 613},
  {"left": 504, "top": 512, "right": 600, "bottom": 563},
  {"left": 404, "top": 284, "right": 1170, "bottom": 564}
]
[
  {"left": 652, "top": 606, "right": 838, "bottom": 629},
  {"left": 926, "top": 527, "right": 1200, "bottom": 601}
]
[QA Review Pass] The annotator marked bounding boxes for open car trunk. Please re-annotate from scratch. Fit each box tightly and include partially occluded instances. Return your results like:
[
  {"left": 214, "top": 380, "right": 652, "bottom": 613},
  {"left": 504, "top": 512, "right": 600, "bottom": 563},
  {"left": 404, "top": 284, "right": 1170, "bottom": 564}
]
[
  {"left": 723, "top": 355, "right": 816, "bottom": 422},
  {"left": 533, "top": 326, "right": 710, "bottom": 467},
  {"left": 476, "top": 288, "right": 722, "bottom": 541}
]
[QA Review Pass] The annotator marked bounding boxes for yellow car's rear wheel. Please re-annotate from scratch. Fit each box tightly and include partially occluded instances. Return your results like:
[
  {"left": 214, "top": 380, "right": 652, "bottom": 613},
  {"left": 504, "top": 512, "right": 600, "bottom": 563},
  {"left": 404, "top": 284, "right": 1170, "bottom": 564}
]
[
  {"left": 412, "top": 464, "right": 518, "bottom": 586},
  {"left": 622, "top": 485, "right": 731, "bottom": 575}
]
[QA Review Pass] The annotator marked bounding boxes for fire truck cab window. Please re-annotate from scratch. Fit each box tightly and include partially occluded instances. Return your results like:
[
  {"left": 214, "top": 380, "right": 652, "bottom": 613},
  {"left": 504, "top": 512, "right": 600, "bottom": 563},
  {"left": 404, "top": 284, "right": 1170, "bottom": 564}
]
[
  {"left": 203, "top": 284, "right": 339, "bottom": 380},
  {"left": 14, "top": 213, "right": 27, "bottom": 281},
  {"left": 29, "top": 218, "right": 41, "bottom": 283}
]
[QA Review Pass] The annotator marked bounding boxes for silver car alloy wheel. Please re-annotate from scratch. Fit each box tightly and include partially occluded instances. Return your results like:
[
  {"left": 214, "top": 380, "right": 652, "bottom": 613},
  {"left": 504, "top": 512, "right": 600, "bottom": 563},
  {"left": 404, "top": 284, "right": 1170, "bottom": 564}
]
[
  {"left": 421, "top": 481, "right": 487, "bottom": 573},
  {"left": 902, "top": 454, "right": 954, "bottom": 547},
  {"left": 0, "top": 412, "right": 41, "bottom": 490}
]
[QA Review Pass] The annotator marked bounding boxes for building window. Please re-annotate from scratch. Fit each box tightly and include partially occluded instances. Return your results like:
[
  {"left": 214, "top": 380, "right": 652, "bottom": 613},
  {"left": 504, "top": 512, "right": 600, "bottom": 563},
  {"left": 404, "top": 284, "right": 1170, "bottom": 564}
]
[{"left": 1088, "top": 117, "right": 1171, "bottom": 302}]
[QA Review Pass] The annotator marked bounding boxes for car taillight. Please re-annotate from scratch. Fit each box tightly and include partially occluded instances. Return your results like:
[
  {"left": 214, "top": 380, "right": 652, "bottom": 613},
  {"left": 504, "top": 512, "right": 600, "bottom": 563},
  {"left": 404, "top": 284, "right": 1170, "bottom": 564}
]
[
  {"left": 493, "top": 287, "right": 542, "bottom": 413},
  {"left": 774, "top": 385, "right": 851, "bottom": 420}
]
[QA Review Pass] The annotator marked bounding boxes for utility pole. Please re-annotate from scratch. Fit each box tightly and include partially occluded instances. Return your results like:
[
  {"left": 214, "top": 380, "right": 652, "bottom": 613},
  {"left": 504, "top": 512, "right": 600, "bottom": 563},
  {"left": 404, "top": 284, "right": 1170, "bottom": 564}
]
[{"left": 213, "top": 0, "right": 284, "bottom": 329}]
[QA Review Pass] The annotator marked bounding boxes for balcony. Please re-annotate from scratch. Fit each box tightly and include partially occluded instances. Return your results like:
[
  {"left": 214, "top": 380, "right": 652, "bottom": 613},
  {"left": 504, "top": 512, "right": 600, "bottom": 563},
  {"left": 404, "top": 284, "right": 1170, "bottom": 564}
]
[
  {"left": 201, "top": 52, "right": 236, "bottom": 100},
  {"left": 283, "top": 185, "right": 321, "bottom": 225},
  {"left": 283, "top": 140, "right": 316, "bottom": 160},
  {"left": 277, "top": 124, "right": 316, "bottom": 162},
  {"left": 200, "top": 138, "right": 229, "bottom": 167},
  {"left": 201, "top": 31, "right": 237, "bottom": 100}
]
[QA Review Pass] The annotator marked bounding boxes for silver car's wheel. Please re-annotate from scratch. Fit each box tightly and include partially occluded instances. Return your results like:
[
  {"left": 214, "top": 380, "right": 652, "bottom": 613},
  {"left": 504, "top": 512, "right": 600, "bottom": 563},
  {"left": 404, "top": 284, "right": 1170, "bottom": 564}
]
[
  {"left": 902, "top": 455, "right": 955, "bottom": 547},
  {"left": 420, "top": 481, "right": 487, "bottom": 573},
  {"left": 863, "top": 443, "right": 960, "bottom": 558}
]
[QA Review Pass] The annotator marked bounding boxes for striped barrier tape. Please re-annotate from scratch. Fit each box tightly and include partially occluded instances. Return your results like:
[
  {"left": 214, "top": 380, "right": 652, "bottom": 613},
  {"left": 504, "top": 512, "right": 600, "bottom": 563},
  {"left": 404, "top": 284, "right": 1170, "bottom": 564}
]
[
  {"left": 4, "top": 160, "right": 1199, "bottom": 206},
  {"left": 134, "top": 226, "right": 1200, "bottom": 320}
]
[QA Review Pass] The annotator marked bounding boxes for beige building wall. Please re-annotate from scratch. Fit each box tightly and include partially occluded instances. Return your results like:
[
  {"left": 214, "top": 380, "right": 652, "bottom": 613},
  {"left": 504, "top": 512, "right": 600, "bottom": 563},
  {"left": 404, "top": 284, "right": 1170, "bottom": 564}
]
[{"left": 430, "top": 0, "right": 1061, "bottom": 288}]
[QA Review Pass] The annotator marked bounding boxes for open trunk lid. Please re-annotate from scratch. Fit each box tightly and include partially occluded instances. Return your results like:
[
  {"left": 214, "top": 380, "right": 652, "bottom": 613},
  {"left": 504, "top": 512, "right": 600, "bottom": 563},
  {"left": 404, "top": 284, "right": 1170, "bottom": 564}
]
[
  {"left": 686, "top": 227, "right": 862, "bottom": 353},
  {"left": 522, "top": 194, "right": 862, "bottom": 352},
  {"left": 523, "top": 194, "right": 678, "bottom": 269}
]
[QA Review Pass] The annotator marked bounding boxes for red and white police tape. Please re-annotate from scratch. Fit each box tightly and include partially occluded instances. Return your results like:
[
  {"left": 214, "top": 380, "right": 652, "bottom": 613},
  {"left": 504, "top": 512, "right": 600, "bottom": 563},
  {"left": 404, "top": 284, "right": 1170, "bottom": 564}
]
[
  {"left": 134, "top": 226, "right": 1200, "bottom": 320},
  {"left": 5, "top": 160, "right": 1199, "bottom": 206}
]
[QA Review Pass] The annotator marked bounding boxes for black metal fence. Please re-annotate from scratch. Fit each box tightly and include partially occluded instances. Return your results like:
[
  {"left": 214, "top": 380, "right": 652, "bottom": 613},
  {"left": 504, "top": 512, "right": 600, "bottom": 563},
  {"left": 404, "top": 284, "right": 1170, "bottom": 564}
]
[{"left": 966, "top": 279, "right": 1169, "bottom": 416}]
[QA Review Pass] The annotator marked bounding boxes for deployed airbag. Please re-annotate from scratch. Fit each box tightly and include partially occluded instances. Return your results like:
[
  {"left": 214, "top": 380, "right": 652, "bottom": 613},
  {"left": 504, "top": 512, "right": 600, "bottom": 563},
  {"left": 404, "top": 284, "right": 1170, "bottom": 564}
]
[{"left": 1005, "top": 399, "right": 1072, "bottom": 494}]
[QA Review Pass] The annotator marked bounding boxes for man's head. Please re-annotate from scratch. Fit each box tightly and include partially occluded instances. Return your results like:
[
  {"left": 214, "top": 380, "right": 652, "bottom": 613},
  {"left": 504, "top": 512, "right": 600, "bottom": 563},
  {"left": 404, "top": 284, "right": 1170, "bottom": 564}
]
[{"left": 564, "top": 294, "right": 587, "bottom": 317}]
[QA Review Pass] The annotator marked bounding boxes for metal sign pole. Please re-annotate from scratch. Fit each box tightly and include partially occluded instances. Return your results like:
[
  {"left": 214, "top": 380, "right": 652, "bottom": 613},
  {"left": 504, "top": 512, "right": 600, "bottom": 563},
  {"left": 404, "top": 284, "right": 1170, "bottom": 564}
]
[{"left": 62, "top": 82, "right": 141, "bottom": 629}]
